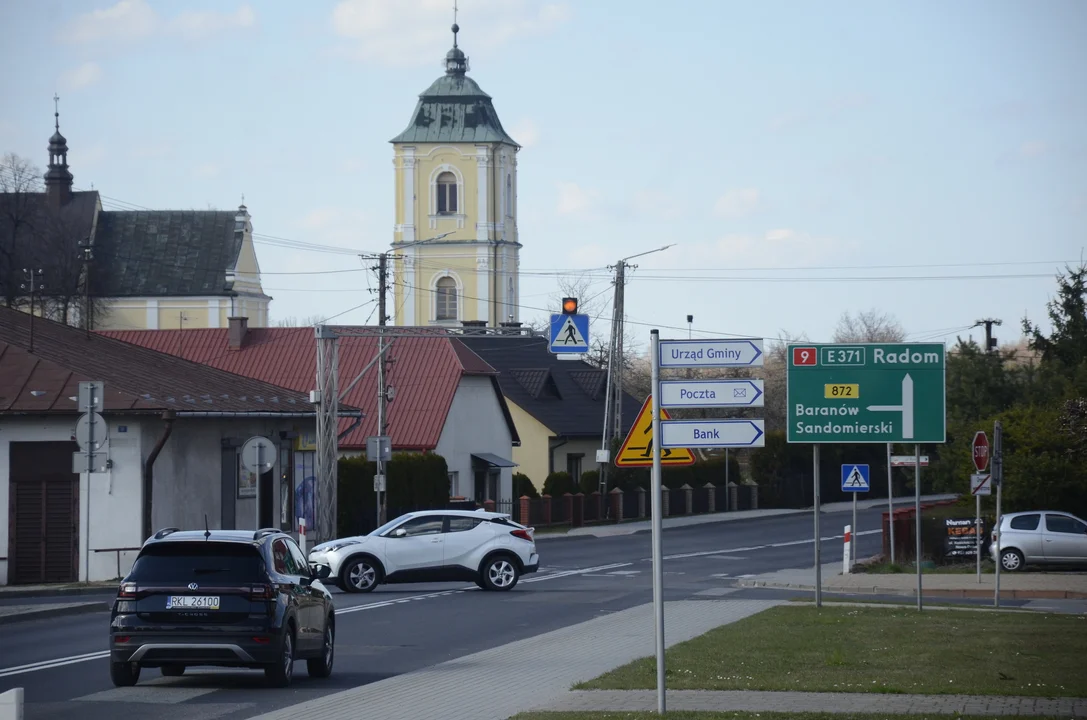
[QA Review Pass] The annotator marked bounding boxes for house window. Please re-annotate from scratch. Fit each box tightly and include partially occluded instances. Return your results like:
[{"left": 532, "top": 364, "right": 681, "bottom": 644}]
[
  {"left": 436, "top": 172, "right": 458, "bottom": 214},
  {"left": 436, "top": 276, "right": 458, "bottom": 320},
  {"left": 448, "top": 471, "right": 459, "bottom": 498},
  {"left": 566, "top": 453, "right": 584, "bottom": 483}
]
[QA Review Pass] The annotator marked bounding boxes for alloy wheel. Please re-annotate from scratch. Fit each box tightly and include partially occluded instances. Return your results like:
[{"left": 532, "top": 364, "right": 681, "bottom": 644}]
[{"left": 488, "top": 559, "right": 516, "bottom": 588}]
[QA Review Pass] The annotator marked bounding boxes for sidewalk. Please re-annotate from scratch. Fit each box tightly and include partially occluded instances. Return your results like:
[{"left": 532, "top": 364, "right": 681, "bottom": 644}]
[
  {"left": 545, "top": 689, "right": 1087, "bottom": 716},
  {"left": 0, "top": 581, "right": 117, "bottom": 600},
  {"left": 537, "top": 494, "right": 958, "bottom": 540},
  {"left": 0, "top": 599, "right": 109, "bottom": 625},
  {"left": 739, "top": 561, "right": 1087, "bottom": 599},
  {"left": 248, "top": 599, "right": 782, "bottom": 720}
]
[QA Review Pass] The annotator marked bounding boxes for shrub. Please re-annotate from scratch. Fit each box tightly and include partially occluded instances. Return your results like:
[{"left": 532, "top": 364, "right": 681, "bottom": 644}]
[
  {"left": 514, "top": 472, "right": 538, "bottom": 498},
  {"left": 542, "top": 471, "right": 576, "bottom": 497},
  {"left": 337, "top": 452, "right": 450, "bottom": 537},
  {"left": 579, "top": 470, "right": 600, "bottom": 495}
]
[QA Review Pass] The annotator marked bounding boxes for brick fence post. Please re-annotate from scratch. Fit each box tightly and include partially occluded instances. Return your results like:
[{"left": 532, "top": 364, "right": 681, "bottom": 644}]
[
  {"left": 541, "top": 494, "right": 552, "bottom": 526},
  {"left": 610, "top": 487, "right": 623, "bottom": 524},
  {"left": 728, "top": 482, "right": 738, "bottom": 512},
  {"left": 750, "top": 484, "right": 758, "bottom": 510},
  {"left": 705, "top": 483, "right": 716, "bottom": 514},
  {"left": 636, "top": 487, "right": 647, "bottom": 518},
  {"left": 520, "top": 495, "right": 531, "bottom": 525},
  {"left": 662, "top": 486, "right": 670, "bottom": 517},
  {"left": 682, "top": 483, "right": 693, "bottom": 515},
  {"left": 564, "top": 493, "right": 577, "bottom": 527},
  {"left": 484, "top": 499, "right": 496, "bottom": 513}
]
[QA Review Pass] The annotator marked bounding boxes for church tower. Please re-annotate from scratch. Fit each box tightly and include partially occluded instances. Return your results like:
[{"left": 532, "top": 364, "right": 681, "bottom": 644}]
[{"left": 390, "top": 21, "right": 521, "bottom": 328}]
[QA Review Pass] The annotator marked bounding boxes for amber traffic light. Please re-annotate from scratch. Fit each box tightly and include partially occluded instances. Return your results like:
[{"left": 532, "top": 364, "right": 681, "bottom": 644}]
[{"left": 561, "top": 297, "right": 578, "bottom": 314}]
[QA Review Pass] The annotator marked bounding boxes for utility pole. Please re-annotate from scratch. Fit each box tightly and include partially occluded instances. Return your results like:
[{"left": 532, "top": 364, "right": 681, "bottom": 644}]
[
  {"left": 20, "top": 269, "right": 44, "bottom": 353},
  {"left": 78, "top": 239, "right": 93, "bottom": 338},
  {"left": 376, "top": 252, "right": 389, "bottom": 526},
  {"left": 974, "top": 318, "right": 1002, "bottom": 353}
]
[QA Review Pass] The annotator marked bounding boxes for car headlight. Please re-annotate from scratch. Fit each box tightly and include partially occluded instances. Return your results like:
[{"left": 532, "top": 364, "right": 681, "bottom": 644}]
[{"left": 323, "top": 540, "right": 361, "bottom": 554}]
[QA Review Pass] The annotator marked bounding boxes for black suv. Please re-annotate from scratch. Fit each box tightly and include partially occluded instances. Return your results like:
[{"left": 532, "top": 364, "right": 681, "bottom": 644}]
[{"left": 109, "top": 527, "right": 335, "bottom": 688}]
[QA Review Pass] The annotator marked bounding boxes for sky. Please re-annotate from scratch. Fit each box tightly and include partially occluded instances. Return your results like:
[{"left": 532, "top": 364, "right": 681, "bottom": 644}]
[{"left": 1, "top": 0, "right": 1085, "bottom": 354}]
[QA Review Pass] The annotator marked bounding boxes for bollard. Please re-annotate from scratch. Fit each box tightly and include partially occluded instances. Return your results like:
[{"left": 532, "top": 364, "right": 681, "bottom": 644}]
[
  {"left": 298, "top": 517, "right": 307, "bottom": 556},
  {"left": 843, "top": 524, "right": 852, "bottom": 574},
  {"left": 0, "top": 687, "right": 24, "bottom": 720}
]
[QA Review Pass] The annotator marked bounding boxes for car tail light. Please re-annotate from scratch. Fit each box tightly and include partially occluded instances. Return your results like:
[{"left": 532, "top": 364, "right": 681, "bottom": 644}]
[
  {"left": 252, "top": 636, "right": 271, "bottom": 644},
  {"left": 510, "top": 529, "right": 533, "bottom": 542},
  {"left": 249, "top": 584, "right": 275, "bottom": 600},
  {"left": 114, "top": 636, "right": 131, "bottom": 643},
  {"left": 118, "top": 583, "right": 137, "bottom": 598}
]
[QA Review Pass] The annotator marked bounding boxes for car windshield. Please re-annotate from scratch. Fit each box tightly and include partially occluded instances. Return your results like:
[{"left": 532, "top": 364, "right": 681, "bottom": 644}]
[
  {"left": 127, "top": 542, "right": 266, "bottom": 583},
  {"left": 369, "top": 513, "right": 415, "bottom": 537}
]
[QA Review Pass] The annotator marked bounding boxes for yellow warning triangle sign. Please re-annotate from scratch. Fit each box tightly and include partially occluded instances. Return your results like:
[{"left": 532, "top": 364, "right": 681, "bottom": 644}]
[{"left": 615, "top": 395, "right": 696, "bottom": 467}]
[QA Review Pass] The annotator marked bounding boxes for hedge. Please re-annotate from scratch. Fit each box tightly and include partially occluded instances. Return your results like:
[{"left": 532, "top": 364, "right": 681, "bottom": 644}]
[{"left": 338, "top": 452, "right": 450, "bottom": 537}]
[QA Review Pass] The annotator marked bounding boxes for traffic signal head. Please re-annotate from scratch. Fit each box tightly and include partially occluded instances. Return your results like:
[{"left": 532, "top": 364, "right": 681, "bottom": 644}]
[{"left": 562, "top": 297, "right": 578, "bottom": 314}]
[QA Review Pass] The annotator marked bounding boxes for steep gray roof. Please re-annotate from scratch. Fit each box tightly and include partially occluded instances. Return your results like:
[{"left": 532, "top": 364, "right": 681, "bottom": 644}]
[{"left": 91, "top": 210, "right": 245, "bottom": 297}]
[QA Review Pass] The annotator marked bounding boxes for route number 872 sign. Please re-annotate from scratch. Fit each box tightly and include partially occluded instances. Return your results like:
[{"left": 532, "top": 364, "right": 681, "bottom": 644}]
[{"left": 785, "top": 343, "right": 947, "bottom": 445}]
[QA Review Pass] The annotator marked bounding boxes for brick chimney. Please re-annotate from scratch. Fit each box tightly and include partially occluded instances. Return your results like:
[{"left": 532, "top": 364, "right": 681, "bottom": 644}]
[{"left": 228, "top": 316, "right": 249, "bottom": 350}]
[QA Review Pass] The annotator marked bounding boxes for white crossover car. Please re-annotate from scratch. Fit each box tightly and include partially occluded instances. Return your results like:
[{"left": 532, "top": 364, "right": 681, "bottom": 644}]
[{"left": 308, "top": 510, "right": 539, "bottom": 593}]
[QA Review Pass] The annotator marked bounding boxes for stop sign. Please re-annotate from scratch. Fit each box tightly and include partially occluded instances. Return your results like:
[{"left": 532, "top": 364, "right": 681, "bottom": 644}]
[{"left": 972, "top": 431, "right": 990, "bottom": 472}]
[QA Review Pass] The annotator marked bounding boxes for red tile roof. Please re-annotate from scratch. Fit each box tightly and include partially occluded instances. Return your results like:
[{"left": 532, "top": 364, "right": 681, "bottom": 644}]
[
  {"left": 0, "top": 308, "right": 316, "bottom": 415},
  {"left": 100, "top": 326, "right": 509, "bottom": 450}
]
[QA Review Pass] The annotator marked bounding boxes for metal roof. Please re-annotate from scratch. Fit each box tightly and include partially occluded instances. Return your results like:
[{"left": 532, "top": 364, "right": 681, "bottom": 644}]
[{"left": 100, "top": 327, "right": 519, "bottom": 450}]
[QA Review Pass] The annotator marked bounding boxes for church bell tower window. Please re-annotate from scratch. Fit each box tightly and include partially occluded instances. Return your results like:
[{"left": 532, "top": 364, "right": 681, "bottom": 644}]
[{"left": 436, "top": 172, "right": 458, "bottom": 214}]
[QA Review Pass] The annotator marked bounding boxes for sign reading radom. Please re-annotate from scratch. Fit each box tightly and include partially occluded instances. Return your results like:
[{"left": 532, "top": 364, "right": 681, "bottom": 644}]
[{"left": 786, "top": 343, "right": 946, "bottom": 444}]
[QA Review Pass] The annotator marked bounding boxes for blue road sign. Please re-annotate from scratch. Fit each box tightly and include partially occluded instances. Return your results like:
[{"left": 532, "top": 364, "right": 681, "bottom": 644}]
[
  {"left": 841, "top": 464, "right": 871, "bottom": 492},
  {"left": 550, "top": 313, "right": 590, "bottom": 354}
]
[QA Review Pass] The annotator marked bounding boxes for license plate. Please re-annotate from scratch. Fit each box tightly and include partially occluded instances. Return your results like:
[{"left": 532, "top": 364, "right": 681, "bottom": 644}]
[{"left": 166, "top": 595, "right": 220, "bottom": 610}]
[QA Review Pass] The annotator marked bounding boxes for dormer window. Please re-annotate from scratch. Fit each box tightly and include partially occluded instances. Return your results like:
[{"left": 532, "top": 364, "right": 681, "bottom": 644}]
[{"left": 436, "top": 172, "right": 458, "bottom": 214}]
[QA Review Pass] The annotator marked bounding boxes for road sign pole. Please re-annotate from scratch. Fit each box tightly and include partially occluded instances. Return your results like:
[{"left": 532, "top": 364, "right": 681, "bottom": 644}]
[
  {"left": 813, "top": 445, "right": 821, "bottom": 608},
  {"left": 994, "top": 421, "right": 1002, "bottom": 608},
  {"left": 887, "top": 442, "right": 895, "bottom": 565},
  {"left": 852, "top": 492, "right": 858, "bottom": 566},
  {"left": 976, "top": 491, "right": 982, "bottom": 583},
  {"left": 650, "top": 330, "right": 665, "bottom": 715},
  {"left": 256, "top": 441, "right": 263, "bottom": 529},
  {"left": 915, "top": 443, "right": 922, "bottom": 612}
]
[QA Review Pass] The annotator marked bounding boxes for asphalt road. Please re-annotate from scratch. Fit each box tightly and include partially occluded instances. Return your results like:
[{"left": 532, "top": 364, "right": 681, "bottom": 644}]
[{"left": 0, "top": 505, "right": 1041, "bottom": 720}]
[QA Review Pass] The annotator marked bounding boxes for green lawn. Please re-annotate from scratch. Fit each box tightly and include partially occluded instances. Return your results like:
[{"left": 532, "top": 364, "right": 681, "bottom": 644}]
[
  {"left": 575, "top": 605, "right": 1087, "bottom": 697},
  {"left": 513, "top": 714, "right": 1067, "bottom": 720}
]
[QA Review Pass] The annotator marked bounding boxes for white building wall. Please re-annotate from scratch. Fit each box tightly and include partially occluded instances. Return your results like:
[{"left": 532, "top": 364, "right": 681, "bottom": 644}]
[{"left": 434, "top": 376, "right": 516, "bottom": 504}]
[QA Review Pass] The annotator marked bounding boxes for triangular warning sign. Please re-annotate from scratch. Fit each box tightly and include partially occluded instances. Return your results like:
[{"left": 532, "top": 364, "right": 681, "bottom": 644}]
[
  {"left": 556, "top": 316, "right": 587, "bottom": 346},
  {"left": 844, "top": 466, "right": 868, "bottom": 488},
  {"left": 615, "top": 396, "right": 696, "bottom": 467}
]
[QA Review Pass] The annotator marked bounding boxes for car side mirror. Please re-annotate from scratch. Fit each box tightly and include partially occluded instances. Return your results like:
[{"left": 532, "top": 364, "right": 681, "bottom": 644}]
[{"left": 392, "top": 527, "right": 407, "bottom": 538}]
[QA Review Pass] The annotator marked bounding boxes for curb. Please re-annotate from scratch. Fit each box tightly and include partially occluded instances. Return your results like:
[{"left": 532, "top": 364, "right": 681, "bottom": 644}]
[
  {"left": 0, "top": 585, "right": 117, "bottom": 600},
  {"left": 0, "top": 601, "right": 111, "bottom": 625},
  {"left": 737, "top": 579, "right": 1087, "bottom": 600}
]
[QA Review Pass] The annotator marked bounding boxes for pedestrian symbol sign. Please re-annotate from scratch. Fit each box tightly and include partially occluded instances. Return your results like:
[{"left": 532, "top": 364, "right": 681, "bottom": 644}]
[
  {"left": 841, "top": 464, "right": 870, "bottom": 492},
  {"left": 549, "top": 313, "right": 590, "bottom": 354},
  {"left": 615, "top": 396, "right": 696, "bottom": 467}
]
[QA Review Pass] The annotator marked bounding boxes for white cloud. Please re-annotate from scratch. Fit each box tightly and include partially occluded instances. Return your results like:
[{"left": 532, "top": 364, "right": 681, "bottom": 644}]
[
  {"left": 330, "top": 0, "right": 570, "bottom": 66},
  {"left": 62, "top": 0, "right": 255, "bottom": 44},
  {"left": 60, "top": 62, "right": 103, "bottom": 90},
  {"left": 1019, "top": 140, "right": 1048, "bottom": 159},
  {"left": 632, "top": 189, "right": 683, "bottom": 219},
  {"left": 193, "top": 163, "right": 221, "bottom": 178},
  {"left": 556, "top": 181, "right": 597, "bottom": 215},
  {"left": 713, "top": 188, "right": 762, "bottom": 218},
  {"left": 509, "top": 118, "right": 539, "bottom": 148},
  {"left": 300, "top": 206, "right": 370, "bottom": 249}
]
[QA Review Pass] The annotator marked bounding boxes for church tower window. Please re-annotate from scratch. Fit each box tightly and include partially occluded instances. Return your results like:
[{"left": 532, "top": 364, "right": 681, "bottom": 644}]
[
  {"left": 436, "top": 172, "right": 458, "bottom": 214},
  {"left": 435, "top": 276, "right": 458, "bottom": 320}
]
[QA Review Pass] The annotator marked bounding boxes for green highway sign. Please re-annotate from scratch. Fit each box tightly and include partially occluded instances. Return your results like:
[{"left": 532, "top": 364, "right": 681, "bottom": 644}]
[{"left": 786, "top": 343, "right": 946, "bottom": 444}]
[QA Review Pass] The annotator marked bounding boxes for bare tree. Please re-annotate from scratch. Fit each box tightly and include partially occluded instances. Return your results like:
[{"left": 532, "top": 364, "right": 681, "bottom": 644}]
[
  {"left": 274, "top": 315, "right": 327, "bottom": 327},
  {"left": 0, "top": 153, "right": 42, "bottom": 308},
  {"left": 759, "top": 330, "right": 810, "bottom": 432},
  {"left": 833, "top": 309, "right": 906, "bottom": 343}
]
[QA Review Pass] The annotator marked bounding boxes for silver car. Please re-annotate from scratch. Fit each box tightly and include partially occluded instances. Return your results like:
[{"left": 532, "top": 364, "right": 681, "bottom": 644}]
[{"left": 990, "top": 510, "right": 1087, "bottom": 571}]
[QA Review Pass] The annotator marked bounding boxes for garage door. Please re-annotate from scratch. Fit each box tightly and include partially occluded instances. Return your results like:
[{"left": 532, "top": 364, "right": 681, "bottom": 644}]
[{"left": 8, "top": 441, "right": 79, "bottom": 585}]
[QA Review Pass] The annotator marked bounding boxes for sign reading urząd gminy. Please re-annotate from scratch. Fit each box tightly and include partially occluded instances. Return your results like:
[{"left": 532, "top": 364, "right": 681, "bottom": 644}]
[{"left": 786, "top": 343, "right": 946, "bottom": 444}]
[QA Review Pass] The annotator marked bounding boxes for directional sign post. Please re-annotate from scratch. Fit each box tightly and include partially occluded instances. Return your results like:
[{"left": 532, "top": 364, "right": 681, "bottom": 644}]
[
  {"left": 658, "top": 379, "right": 764, "bottom": 408},
  {"left": 660, "top": 419, "right": 765, "bottom": 449},
  {"left": 549, "top": 313, "right": 590, "bottom": 354},
  {"left": 842, "top": 464, "right": 870, "bottom": 566}
]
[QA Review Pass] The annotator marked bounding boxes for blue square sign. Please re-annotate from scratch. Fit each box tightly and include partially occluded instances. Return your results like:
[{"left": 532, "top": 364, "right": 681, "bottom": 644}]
[
  {"left": 549, "top": 313, "right": 590, "bottom": 354},
  {"left": 841, "top": 464, "right": 870, "bottom": 492}
]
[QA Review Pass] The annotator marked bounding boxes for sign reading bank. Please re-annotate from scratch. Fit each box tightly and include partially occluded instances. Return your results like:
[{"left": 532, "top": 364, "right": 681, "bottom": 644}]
[{"left": 785, "top": 342, "right": 946, "bottom": 445}]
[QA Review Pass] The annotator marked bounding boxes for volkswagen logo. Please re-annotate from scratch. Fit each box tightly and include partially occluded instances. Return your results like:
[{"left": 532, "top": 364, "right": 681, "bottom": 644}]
[{"left": 188, "top": 582, "right": 199, "bottom": 590}]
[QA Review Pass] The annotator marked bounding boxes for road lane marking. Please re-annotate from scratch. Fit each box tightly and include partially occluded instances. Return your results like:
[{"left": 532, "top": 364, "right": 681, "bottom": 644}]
[
  {"left": 650, "top": 529, "right": 881, "bottom": 561},
  {"left": 0, "top": 650, "right": 110, "bottom": 678}
]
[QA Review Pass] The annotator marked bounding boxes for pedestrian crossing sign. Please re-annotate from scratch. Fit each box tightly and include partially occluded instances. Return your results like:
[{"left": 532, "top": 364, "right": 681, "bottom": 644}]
[
  {"left": 615, "top": 396, "right": 696, "bottom": 467},
  {"left": 841, "top": 464, "right": 870, "bottom": 492},
  {"left": 549, "top": 313, "right": 590, "bottom": 353}
]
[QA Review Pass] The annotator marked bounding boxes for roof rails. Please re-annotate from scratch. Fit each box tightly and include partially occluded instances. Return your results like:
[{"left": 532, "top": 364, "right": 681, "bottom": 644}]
[
  {"left": 153, "top": 527, "right": 180, "bottom": 540},
  {"left": 253, "top": 528, "right": 280, "bottom": 541}
]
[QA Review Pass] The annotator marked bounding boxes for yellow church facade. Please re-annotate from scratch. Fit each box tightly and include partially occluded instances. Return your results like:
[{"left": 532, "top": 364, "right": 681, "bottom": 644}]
[{"left": 389, "top": 25, "right": 521, "bottom": 328}]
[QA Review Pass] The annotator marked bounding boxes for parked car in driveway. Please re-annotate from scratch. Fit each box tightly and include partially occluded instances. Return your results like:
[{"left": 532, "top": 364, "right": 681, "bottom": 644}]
[
  {"left": 109, "top": 527, "right": 336, "bottom": 688},
  {"left": 308, "top": 510, "right": 539, "bottom": 593},
  {"left": 990, "top": 511, "right": 1087, "bottom": 571}
]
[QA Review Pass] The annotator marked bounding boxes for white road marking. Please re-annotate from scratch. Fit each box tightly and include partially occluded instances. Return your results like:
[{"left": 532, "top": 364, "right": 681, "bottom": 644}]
[
  {"left": 651, "top": 529, "right": 881, "bottom": 561},
  {"left": 0, "top": 650, "right": 110, "bottom": 678}
]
